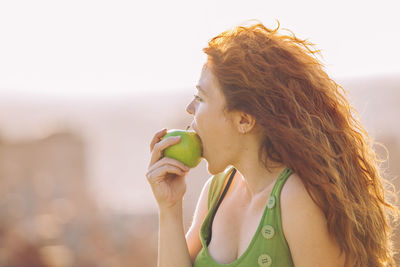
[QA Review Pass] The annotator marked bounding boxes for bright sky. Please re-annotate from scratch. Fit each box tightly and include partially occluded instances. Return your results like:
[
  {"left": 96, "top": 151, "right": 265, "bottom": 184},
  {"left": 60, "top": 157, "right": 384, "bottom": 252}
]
[{"left": 0, "top": 0, "right": 399, "bottom": 98}]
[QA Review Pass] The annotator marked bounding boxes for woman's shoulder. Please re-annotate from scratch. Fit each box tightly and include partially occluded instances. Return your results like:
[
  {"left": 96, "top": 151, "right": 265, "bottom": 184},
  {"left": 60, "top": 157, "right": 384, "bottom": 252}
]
[
  {"left": 280, "top": 173, "right": 345, "bottom": 266},
  {"left": 280, "top": 172, "right": 327, "bottom": 237},
  {"left": 280, "top": 172, "right": 307, "bottom": 201}
]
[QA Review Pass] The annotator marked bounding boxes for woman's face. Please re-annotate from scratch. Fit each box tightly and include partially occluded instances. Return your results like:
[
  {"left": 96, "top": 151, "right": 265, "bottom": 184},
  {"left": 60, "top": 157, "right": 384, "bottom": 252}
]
[{"left": 186, "top": 63, "right": 240, "bottom": 174}]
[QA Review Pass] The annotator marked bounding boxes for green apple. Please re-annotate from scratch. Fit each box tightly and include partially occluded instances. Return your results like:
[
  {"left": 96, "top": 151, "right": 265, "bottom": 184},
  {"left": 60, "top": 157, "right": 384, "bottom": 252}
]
[{"left": 162, "top": 129, "right": 203, "bottom": 168}]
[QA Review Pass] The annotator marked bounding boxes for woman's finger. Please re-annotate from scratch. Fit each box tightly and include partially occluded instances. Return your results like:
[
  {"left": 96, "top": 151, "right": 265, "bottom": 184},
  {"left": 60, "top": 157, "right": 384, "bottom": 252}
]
[
  {"left": 148, "top": 157, "right": 190, "bottom": 175},
  {"left": 146, "top": 164, "right": 186, "bottom": 184},
  {"left": 149, "top": 135, "right": 182, "bottom": 167},
  {"left": 150, "top": 128, "right": 167, "bottom": 152}
]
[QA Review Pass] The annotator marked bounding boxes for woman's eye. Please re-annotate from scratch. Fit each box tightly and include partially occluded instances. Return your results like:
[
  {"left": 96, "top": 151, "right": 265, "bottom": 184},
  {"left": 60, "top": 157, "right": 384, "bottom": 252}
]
[{"left": 193, "top": 94, "right": 202, "bottom": 101}]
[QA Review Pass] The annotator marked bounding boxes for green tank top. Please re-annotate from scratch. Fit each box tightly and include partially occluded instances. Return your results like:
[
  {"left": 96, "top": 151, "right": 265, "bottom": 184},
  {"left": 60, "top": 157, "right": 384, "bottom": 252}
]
[{"left": 194, "top": 166, "right": 294, "bottom": 267}]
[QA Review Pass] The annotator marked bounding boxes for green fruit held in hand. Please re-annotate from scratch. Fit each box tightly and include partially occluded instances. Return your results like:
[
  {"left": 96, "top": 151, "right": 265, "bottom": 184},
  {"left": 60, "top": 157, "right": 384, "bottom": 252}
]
[{"left": 162, "top": 129, "right": 203, "bottom": 168}]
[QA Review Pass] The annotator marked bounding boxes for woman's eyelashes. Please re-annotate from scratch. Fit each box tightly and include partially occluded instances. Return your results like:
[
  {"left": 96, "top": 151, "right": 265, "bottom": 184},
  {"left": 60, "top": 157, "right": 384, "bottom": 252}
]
[{"left": 193, "top": 94, "right": 203, "bottom": 102}]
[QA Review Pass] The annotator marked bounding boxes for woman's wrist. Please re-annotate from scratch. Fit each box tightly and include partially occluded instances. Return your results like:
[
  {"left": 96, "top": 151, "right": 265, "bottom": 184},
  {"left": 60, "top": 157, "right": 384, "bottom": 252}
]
[{"left": 159, "top": 201, "right": 183, "bottom": 219}]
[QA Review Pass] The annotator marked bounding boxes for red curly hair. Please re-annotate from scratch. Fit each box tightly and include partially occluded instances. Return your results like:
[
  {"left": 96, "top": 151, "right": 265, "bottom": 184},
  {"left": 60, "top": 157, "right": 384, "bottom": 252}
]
[{"left": 203, "top": 20, "right": 399, "bottom": 267}]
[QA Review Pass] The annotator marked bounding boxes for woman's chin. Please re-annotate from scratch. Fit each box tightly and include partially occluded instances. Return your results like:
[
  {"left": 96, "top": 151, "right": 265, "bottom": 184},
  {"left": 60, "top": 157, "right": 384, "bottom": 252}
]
[
  {"left": 204, "top": 160, "right": 217, "bottom": 175},
  {"left": 205, "top": 160, "right": 228, "bottom": 175}
]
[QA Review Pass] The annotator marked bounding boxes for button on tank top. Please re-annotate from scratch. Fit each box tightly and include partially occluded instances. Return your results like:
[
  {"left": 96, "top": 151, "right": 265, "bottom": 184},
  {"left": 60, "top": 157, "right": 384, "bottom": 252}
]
[{"left": 194, "top": 166, "right": 294, "bottom": 267}]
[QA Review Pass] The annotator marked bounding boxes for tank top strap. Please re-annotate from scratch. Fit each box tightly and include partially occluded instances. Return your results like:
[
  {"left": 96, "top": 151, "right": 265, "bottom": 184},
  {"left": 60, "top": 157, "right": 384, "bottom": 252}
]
[
  {"left": 270, "top": 167, "right": 293, "bottom": 196},
  {"left": 207, "top": 165, "right": 235, "bottom": 210},
  {"left": 260, "top": 167, "right": 293, "bottom": 258}
]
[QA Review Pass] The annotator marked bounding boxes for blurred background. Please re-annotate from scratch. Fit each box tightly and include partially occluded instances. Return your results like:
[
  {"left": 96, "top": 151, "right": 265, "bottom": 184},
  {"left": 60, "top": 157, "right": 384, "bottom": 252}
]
[{"left": 0, "top": 0, "right": 399, "bottom": 266}]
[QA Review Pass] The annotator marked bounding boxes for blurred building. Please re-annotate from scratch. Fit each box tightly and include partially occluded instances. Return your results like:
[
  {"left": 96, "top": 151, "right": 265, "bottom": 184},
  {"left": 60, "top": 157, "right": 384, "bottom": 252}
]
[{"left": 0, "top": 130, "right": 158, "bottom": 267}]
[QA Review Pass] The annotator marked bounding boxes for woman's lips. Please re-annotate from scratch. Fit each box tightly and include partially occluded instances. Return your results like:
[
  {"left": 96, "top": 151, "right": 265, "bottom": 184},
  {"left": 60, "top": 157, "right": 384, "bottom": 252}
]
[
  {"left": 191, "top": 123, "right": 205, "bottom": 157},
  {"left": 190, "top": 123, "right": 197, "bottom": 134}
]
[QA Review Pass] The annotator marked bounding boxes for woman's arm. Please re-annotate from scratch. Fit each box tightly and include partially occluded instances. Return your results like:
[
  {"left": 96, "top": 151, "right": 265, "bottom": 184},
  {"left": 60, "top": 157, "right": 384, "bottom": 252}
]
[
  {"left": 158, "top": 173, "right": 212, "bottom": 266},
  {"left": 280, "top": 174, "right": 346, "bottom": 267},
  {"left": 146, "top": 129, "right": 193, "bottom": 267},
  {"left": 158, "top": 203, "right": 192, "bottom": 267}
]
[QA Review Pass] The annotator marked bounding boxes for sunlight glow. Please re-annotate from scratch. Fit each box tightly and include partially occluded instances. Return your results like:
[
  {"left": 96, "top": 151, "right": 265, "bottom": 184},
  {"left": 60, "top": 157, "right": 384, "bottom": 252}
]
[{"left": 0, "top": 0, "right": 399, "bottom": 97}]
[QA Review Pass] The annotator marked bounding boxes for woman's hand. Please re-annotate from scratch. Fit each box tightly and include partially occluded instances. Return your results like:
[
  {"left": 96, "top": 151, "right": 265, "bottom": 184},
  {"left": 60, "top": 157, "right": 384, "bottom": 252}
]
[{"left": 146, "top": 128, "right": 191, "bottom": 210}]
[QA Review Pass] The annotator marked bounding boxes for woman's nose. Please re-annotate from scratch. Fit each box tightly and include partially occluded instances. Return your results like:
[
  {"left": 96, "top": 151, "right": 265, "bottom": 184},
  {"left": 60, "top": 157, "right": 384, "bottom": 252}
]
[{"left": 186, "top": 101, "right": 194, "bottom": 115}]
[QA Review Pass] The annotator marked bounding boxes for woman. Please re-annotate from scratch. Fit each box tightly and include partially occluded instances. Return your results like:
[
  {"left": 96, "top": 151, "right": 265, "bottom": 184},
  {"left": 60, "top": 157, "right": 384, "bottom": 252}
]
[{"left": 146, "top": 21, "right": 399, "bottom": 267}]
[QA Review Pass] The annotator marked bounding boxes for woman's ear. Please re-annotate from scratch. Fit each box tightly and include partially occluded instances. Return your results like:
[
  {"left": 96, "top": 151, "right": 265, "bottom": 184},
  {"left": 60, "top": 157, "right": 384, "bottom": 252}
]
[{"left": 236, "top": 111, "right": 257, "bottom": 134}]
